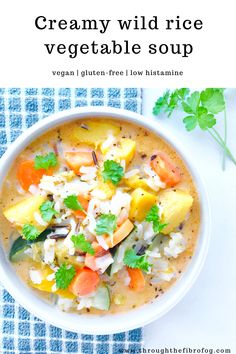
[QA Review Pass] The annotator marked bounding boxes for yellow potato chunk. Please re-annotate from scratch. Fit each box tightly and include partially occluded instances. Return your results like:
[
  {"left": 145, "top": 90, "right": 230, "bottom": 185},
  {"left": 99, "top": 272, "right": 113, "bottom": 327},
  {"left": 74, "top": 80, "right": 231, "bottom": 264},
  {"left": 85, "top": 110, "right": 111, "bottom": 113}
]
[
  {"left": 3, "top": 195, "right": 48, "bottom": 234},
  {"left": 73, "top": 121, "right": 120, "bottom": 148},
  {"left": 159, "top": 189, "right": 193, "bottom": 234},
  {"left": 116, "top": 139, "right": 136, "bottom": 164},
  {"left": 30, "top": 265, "right": 75, "bottom": 299},
  {"left": 129, "top": 188, "right": 157, "bottom": 222},
  {"left": 101, "top": 138, "right": 136, "bottom": 165},
  {"left": 124, "top": 174, "right": 150, "bottom": 191}
]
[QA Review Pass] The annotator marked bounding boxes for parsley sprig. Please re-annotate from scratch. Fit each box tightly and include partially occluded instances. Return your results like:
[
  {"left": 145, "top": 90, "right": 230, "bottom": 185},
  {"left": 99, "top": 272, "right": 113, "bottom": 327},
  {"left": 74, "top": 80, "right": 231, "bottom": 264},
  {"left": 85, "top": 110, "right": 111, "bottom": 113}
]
[
  {"left": 34, "top": 152, "right": 58, "bottom": 170},
  {"left": 145, "top": 205, "right": 167, "bottom": 233},
  {"left": 124, "top": 248, "right": 151, "bottom": 273},
  {"left": 55, "top": 264, "right": 76, "bottom": 290},
  {"left": 153, "top": 88, "right": 236, "bottom": 170},
  {"left": 40, "top": 201, "right": 58, "bottom": 222},
  {"left": 95, "top": 213, "right": 117, "bottom": 236},
  {"left": 102, "top": 160, "right": 124, "bottom": 185},
  {"left": 22, "top": 224, "right": 40, "bottom": 241},
  {"left": 63, "top": 195, "right": 84, "bottom": 211},
  {"left": 71, "top": 234, "right": 95, "bottom": 255}
]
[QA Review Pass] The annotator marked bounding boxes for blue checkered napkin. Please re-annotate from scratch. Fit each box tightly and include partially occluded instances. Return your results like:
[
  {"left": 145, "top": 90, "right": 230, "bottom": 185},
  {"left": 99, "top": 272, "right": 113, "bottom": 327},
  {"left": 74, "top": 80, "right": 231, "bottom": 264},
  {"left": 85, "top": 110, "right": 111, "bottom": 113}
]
[{"left": 0, "top": 88, "right": 143, "bottom": 354}]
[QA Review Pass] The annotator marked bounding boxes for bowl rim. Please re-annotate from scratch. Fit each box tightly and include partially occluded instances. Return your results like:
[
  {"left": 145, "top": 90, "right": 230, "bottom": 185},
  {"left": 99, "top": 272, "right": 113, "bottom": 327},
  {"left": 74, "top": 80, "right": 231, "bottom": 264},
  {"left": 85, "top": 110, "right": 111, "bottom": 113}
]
[{"left": 0, "top": 106, "right": 211, "bottom": 334}]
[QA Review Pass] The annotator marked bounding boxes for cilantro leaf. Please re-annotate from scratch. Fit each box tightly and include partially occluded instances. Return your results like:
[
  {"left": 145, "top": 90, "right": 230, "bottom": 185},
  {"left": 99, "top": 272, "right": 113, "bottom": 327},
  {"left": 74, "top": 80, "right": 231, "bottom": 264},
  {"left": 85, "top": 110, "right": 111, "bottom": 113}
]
[
  {"left": 182, "top": 91, "right": 200, "bottom": 114},
  {"left": 183, "top": 116, "right": 198, "bottom": 131},
  {"left": 39, "top": 200, "right": 58, "bottom": 222},
  {"left": 123, "top": 248, "right": 151, "bottom": 273},
  {"left": 197, "top": 107, "right": 216, "bottom": 130},
  {"left": 71, "top": 234, "right": 95, "bottom": 255},
  {"left": 145, "top": 205, "right": 167, "bottom": 233},
  {"left": 153, "top": 89, "right": 189, "bottom": 117},
  {"left": 63, "top": 195, "right": 84, "bottom": 211},
  {"left": 34, "top": 152, "right": 58, "bottom": 170},
  {"left": 55, "top": 263, "right": 76, "bottom": 290},
  {"left": 102, "top": 160, "right": 124, "bottom": 185},
  {"left": 22, "top": 224, "right": 40, "bottom": 241},
  {"left": 153, "top": 90, "right": 170, "bottom": 115},
  {"left": 95, "top": 213, "right": 117, "bottom": 236},
  {"left": 200, "top": 88, "right": 225, "bottom": 114}
]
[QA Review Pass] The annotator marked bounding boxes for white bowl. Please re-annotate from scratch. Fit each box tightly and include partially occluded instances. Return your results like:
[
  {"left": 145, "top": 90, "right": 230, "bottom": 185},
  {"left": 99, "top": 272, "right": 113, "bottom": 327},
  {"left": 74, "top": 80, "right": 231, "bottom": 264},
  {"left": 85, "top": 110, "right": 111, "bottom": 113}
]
[{"left": 0, "top": 107, "right": 211, "bottom": 334}]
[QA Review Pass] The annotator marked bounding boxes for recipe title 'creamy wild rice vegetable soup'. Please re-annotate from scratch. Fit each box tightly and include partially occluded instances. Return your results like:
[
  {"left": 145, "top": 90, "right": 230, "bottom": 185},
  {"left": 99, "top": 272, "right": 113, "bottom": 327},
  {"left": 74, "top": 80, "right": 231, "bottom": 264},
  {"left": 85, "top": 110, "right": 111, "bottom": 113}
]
[{"left": 0, "top": 118, "right": 199, "bottom": 314}]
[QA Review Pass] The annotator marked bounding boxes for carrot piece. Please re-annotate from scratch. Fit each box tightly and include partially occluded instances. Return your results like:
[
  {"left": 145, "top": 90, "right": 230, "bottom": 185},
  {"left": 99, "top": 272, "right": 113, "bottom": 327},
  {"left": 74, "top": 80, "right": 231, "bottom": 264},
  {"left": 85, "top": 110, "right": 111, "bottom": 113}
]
[
  {"left": 17, "top": 160, "right": 53, "bottom": 190},
  {"left": 127, "top": 267, "right": 145, "bottom": 292},
  {"left": 73, "top": 195, "right": 90, "bottom": 219},
  {"left": 85, "top": 242, "right": 109, "bottom": 271},
  {"left": 69, "top": 267, "right": 100, "bottom": 296},
  {"left": 65, "top": 152, "right": 94, "bottom": 174},
  {"left": 150, "top": 152, "right": 181, "bottom": 187},
  {"left": 104, "top": 219, "right": 134, "bottom": 248}
]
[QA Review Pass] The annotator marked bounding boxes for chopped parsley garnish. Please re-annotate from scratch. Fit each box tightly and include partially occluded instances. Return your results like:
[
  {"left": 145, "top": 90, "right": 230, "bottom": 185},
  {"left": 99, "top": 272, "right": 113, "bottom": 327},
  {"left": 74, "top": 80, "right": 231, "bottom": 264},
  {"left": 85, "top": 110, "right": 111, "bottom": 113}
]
[
  {"left": 145, "top": 205, "right": 167, "bottom": 233},
  {"left": 71, "top": 234, "right": 95, "bottom": 255},
  {"left": 63, "top": 194, "right": 84, "bottom": 211},
  {"left": 102, "top": 160, "right": 124, "bottom": 185},
  {"left": 55, "top": 263, "right": 76, "bottom": 289},
  {"left": 95, "top": 213, "right": 117, "bottom": 236},
  {"left": 124, "top": 248, "right": 151, "bottom": 273},
  {"left": 39, "top": 200, "right": 58, "bottom": 222},
  {"left": 22, "top": 224, "right": 40, "bottom": 241},
  {"left": 34, "top": 152, "right": 58, "bottom": 170}
]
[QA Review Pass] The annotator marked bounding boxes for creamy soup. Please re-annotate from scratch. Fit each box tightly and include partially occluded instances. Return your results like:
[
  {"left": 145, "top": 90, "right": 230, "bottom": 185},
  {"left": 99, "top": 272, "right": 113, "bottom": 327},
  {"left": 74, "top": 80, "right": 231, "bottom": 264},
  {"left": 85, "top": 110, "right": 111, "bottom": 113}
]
[{"left": 0, "top": 118, "right": 200, "bottom": 314}]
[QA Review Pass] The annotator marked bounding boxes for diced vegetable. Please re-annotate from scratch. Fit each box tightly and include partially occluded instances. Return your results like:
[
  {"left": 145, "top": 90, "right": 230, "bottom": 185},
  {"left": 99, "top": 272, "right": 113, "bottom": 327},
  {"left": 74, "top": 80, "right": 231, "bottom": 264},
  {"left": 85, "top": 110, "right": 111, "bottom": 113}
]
[
  {"left": 69, "top": 267, "right": 100, "bottom": 296},
  {"left": 17, "top": 160, "right": 53, "bottom": 190},
  {"left": 129, "top": 188, "right": 157, "bottom": 222},
  {"left": 124, "top": 174, "right": 150, "bottom": 191},
  {"left": 73, "top": 122, "right": 120, "bottom": 148},
  {"left": 54, "top": 240, "right": 84, "bottom": 267},
  {"left": 85, "top": 242, "right": 108, "bottom": 271},
  {"left": 3, "top": 195, "right": 48, "bottom": 234},
  {"left": 158, "top": 189, "right": 193, "bottom": 234},
  {"left": 92, "top": 285, "right": 110, "bottom": 310},
  {"left": 104, "top": 219, "right": 134, "bottom": 248},
  {"left": 113, "top": 139, "right": 136, "bottom": 164},
  {"left": 30, "top": 265, "right": 75, "bottom": 299},
  {"left": 150, "top": 152, "right": 181, "bottom": 187},
  {"left": 65, "top": 152, "right": 94, "bottom": 175},
  {"left": 127, "top": 267, "right": 145, "bottom": 292},
  {"left": 110, "top": 227, "right": 137, "bottom": 276},
  {"left": 73, "top": 195, "right": 89, "bottom": 219},
  {"left": 9, "top": 228, "right": 52, "bottom": 262}
]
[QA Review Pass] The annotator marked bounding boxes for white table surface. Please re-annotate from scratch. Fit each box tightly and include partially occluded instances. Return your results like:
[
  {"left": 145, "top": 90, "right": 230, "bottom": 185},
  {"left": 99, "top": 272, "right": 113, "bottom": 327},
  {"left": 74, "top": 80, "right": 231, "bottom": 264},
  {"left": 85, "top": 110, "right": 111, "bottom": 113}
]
[{"left": 142, "top": 89, "right": 236, "bottom": 351}]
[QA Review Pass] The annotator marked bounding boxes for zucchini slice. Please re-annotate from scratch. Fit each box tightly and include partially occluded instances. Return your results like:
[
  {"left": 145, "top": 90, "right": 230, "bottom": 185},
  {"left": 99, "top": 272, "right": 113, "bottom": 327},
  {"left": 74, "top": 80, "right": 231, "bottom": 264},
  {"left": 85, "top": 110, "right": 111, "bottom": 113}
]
[
  {"left": 9, "top": 228, "right": 53, "bottom": 262},
  {"left": 92, "top": 286, "right": 110, "bottom": 311}
]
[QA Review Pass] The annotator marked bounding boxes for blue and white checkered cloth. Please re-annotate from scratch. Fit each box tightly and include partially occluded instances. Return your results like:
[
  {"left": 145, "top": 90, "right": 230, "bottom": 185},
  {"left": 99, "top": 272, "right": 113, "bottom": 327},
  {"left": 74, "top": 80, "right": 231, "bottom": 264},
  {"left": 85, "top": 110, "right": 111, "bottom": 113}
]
[{"left": 0, "top": 88, "right": 143, "bottom": 354}]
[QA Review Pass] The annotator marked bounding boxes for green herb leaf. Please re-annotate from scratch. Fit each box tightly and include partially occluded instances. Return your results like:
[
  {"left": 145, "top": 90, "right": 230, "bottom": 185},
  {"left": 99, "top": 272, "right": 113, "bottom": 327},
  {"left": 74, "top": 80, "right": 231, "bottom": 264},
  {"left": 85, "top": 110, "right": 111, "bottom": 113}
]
[
  {"left": 102, "top": 160, "right": 124, "bottom": 185},
  {"left": 63, "top": 195, "right": 84, "bottom": 211},
  {"left": 145, "top": 205, "right": 167, "bottom": 233},
  {"left": 71, "top": 234, "right": 95, "bottom": 255},
  {"left": 153, "top": 88, "right": 190, "bottom": 117},
  {"left": 39, "top": 201, "right": 58, "bottom": 222},
  {"left": 152, "top": 90, "right": 170, "bottom": 115},
  {"left": 34, "top": 152, "right": 58, "bottom": 170},
  {"left": 55, "top": 264, "right": 76, "bottom": 290},
  {"left": 95, "top": 213, "right": 117, "bottom": 236},
  {"left": 200, "top": 88, "right": 225, "bottom": 114},
  {"left": 22, "top": 224, "right": 40, "bottom": 241},
  {"left": 183, "top": 115, "right": 198, "bottom": 131},
  {"left": 123, "top": 248, "right": 151, "bottom": 272},
  {"left": 182, "top": 91, "right": 200, "bottom": 114},
  {"left": 197, "top": 107, "right": 216, "bottom": 130}
]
